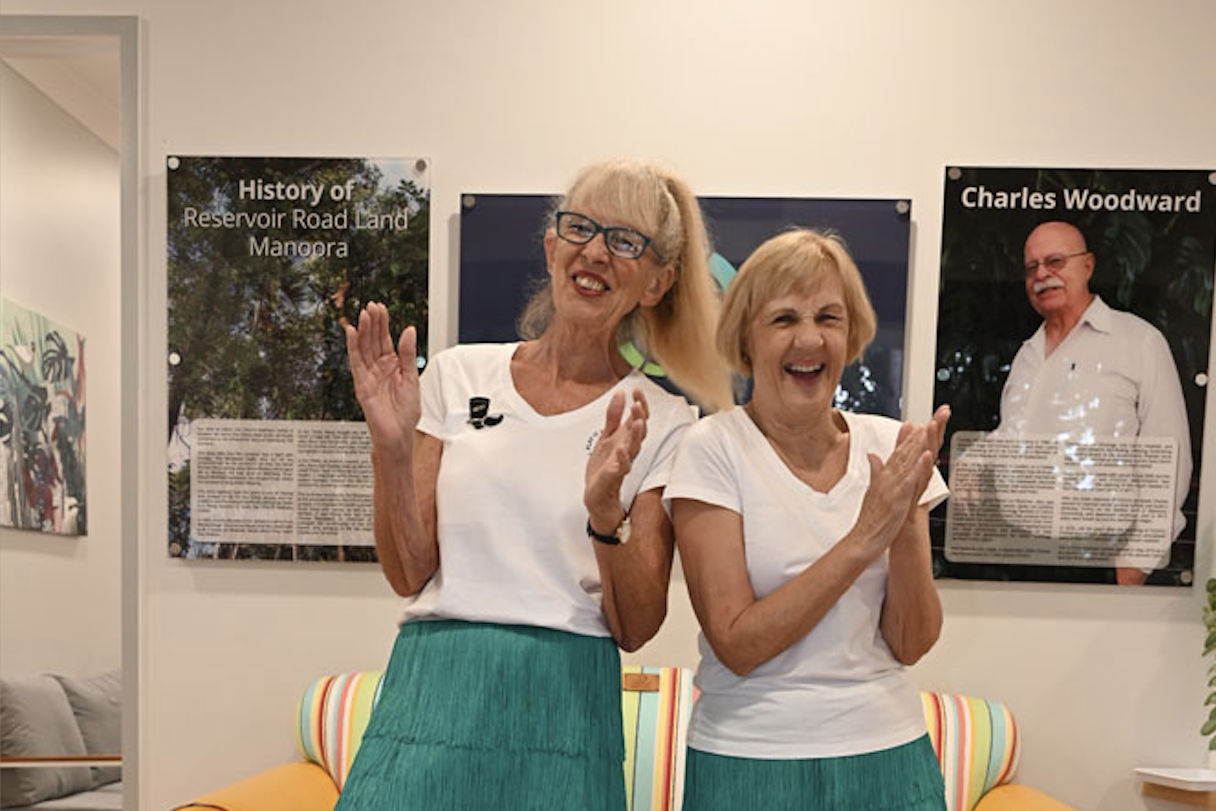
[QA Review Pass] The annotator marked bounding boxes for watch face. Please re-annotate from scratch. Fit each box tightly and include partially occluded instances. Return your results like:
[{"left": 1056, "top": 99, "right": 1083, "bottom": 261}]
[{"left": 618, "top": 516, "right": 631, "bottom": 545}]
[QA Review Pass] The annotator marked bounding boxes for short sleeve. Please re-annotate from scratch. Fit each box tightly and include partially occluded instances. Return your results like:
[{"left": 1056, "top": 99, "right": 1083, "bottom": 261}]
[
  {"left": 416, "top": 351, "right": 447, "bottom": 439},
  {"left": 636, "top": 394, "right": 696, "bottom": 496},
  {"left": 921, "top": 466, "right": 949, "bottom": 512},
  {"left": 663, "top": 416, "right": 743, "bottom": 515}
]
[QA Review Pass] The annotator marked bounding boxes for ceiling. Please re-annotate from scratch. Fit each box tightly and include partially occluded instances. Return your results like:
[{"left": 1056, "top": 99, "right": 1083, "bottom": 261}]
[{"left": 0, "top": 34, "right": 121, "bottom": 151}]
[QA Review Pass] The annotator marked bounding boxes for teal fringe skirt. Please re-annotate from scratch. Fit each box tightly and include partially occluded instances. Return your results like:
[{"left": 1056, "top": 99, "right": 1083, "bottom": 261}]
[
  {"left": 334, "top": 620, "right": 626, "bottom": 811},
  {"left": 683, "top": 735, "right": 946, "bottom": 811}
]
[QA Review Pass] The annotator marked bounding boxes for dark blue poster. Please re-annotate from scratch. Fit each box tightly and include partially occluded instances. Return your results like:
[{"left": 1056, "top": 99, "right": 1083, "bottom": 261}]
[{"left": 458, "top": 194, "right": 911, "bottom": 419}]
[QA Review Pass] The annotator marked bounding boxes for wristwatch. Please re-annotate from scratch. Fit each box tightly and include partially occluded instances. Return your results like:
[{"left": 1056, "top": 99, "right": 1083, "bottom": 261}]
[{"left": 586, "top": 513, "right": 630, "bottom": 546}]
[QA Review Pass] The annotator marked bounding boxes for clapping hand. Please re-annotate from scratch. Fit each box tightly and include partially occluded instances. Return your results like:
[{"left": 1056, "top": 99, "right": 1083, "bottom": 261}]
[
  {"left": 852, "top": 408, "right": 949, "bottom": 555},
  {"left": 885, "top": 404, "right": 951, "bottom": 524},
  {"left": 584, "top": 389, "right": 649, "bottom": 532},
  {"left": 913, "top": 405, "right": 950, "bottom": 505}
]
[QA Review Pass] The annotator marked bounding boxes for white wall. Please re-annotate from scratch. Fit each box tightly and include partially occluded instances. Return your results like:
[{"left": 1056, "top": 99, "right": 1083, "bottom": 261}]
[
  {"left": 0, "top": 60, "right": 122, "bottom": 675},
  {"left": 3, "top": 1, "right": 1215, "bottom": 809}
]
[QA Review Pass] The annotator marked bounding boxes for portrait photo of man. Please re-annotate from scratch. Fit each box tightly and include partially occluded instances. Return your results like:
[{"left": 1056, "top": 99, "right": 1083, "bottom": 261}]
[
  {"left": 994, "top": 221, "right": 1192, "bottom": 584},
  {"left": 932, "top": 167, "right": 1215, "bottom": 587}
]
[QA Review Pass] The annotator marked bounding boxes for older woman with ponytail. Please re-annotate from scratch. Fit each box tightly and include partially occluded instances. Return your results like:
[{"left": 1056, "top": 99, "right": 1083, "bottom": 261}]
[{"left": 337, "top": 158, "right": 732, "bottom": 809}]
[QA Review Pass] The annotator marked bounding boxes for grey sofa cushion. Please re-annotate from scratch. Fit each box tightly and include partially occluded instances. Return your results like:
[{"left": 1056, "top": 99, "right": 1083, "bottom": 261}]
[
  {"left": 50, "top": 672, "right": 122, "bottom": 788},
  {"left": 15, "top": 781, "right": 123, "bottom": 810},
  {"left": 0, "top": 674, "right": 92, "bottom": 807}
]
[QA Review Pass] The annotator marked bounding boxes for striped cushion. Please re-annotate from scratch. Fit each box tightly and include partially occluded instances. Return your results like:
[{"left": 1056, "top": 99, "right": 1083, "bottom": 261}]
[
  {"left": 296, "top": 667, "right": 695, "bottom": 804},
  {"left": 296, "top": 671, "right": 383, "bottom": 791},
  {"left": 622, "top": 666, "right": 696, "bottom": 811},
  {"left": 922, "top": 692, "right": 1020, "bottom": 811}
]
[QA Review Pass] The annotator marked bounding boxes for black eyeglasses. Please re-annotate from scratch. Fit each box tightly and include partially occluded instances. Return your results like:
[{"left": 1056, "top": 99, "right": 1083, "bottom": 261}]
[
  {"left": 555, "top": 211, "right": 656, "bottom": 261},
  {"left": 1024, "top": 251, "right": 1089, "bottom": 275}
]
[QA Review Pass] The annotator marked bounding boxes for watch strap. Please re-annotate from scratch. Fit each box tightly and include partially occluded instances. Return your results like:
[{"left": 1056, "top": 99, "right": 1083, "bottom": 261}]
[{"left": 586, "top": 516, "right": 623, "bottom": 545}]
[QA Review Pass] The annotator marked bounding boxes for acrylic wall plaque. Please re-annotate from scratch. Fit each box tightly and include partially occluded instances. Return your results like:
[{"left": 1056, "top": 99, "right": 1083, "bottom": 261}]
[
  {"left": 932, "top": 166, "right": 1216, "bottom": 587},
  {"left": 459, "top": 194, "right": 912, "bottom": 418},
  {"left": 166, "top": 156, "right": 430, "bottom": 560}
]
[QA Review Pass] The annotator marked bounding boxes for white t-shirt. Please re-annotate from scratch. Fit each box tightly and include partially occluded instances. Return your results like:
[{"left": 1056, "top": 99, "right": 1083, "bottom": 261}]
[
  {"left": 664, "top": 407, "right": 948, "bottom": 759},
  {"left": 401, "top": 343, "right": 695, "bottom": 637}
]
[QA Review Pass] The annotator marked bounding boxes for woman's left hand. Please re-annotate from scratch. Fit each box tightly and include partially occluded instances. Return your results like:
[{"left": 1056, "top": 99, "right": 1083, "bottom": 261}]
[
  {"left": 925, "top": 404, "right": 950, "bottom": 459},
  {"left": 907, "top": 404, "right": 951, "bottom": 508},
  {"left": 585, "top": 388, "right": 649, "bottom": 534}
]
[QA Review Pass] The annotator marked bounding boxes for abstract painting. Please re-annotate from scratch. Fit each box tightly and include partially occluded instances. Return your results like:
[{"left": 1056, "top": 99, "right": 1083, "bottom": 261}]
[{"left": 0, "top": 297, "right": 87, "bottom": 535}]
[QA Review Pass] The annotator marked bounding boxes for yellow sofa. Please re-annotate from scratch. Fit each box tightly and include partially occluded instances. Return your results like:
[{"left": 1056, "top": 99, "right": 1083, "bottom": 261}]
[
  {"left": 921, "top": 692, "right": 1078, "bottom": 811},
  {"left": 173, "top": 674, "right": 1078, "bottom": 811}
]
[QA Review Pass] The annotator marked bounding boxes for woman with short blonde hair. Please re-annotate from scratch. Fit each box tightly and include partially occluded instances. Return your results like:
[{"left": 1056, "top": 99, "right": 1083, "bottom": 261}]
[
  {"left": 668, "top": 228, "right": 950, "bottom": 811},
  {"left": 715, "top": 229, "right": 877, "bottom": 374}
]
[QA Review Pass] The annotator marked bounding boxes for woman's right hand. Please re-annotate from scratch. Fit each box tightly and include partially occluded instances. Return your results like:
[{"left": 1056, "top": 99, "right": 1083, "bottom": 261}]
[
  {"left": 853, "top": 423, "right": 933, "bottom": 554},
  {"left": 345, "top": 302, "right": 421, "bottom": 454}
]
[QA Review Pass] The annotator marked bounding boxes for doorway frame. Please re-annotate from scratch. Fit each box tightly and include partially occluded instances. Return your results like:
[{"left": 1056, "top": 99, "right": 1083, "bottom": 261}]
[{"left": 0, "top": 14, "right": 143, "bottom": 810}]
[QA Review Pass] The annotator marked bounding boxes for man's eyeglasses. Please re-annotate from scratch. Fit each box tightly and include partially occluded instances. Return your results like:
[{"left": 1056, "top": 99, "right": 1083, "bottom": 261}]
[
  {"left": 1024, "top": 251, "right": 1089, "bottom": 275},
  {"left": 555, "top": 211, "right": 656, "bottom": 261}
]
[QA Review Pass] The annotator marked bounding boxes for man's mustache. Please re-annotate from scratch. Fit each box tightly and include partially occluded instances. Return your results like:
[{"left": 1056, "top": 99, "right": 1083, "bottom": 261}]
[{"left": 1033, "top": 277, "right": 1066, "bottom": 294}]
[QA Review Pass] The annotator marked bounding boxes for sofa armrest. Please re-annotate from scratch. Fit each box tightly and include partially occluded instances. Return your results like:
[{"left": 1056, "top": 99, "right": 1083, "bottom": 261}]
[
  {"left": 974, "top": 784, "right": 1081, "bottom": 811},
  {"left": 170, "top": 762, "right": 338, "bottom": 811}
]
